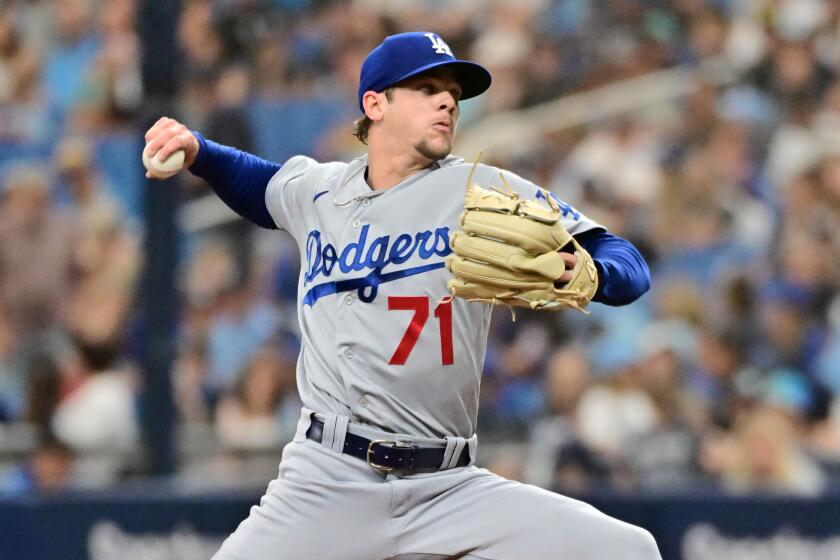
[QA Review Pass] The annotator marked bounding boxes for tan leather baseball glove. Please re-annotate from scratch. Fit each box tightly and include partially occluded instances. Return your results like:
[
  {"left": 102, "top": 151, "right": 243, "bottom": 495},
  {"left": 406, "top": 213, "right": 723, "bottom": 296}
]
[{"left": 445, "top": 167, "right": 599, "bottom": 313}]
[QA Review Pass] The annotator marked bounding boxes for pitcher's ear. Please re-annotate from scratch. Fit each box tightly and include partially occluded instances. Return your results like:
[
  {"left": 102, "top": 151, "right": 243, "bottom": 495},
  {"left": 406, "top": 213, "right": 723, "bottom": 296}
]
[{"left": 362, "top": 90, "right": 387, "bottom": 122}]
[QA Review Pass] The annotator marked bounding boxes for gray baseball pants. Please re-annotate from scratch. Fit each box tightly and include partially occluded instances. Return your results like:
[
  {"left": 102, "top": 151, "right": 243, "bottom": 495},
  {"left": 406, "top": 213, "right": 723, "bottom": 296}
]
[{"left": 212, "top": 410, "right": 661, "bottom": 560}]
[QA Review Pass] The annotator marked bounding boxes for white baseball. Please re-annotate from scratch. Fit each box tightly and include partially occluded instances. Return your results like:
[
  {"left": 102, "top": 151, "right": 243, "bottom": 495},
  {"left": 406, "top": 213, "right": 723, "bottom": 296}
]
[{"left": 143, "top": 144, "right": 186, "bottom": 178}]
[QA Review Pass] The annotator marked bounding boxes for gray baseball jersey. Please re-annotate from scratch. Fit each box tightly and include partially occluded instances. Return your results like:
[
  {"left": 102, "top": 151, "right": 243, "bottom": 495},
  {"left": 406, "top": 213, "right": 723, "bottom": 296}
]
[
  {"left": 212, "top": 154, "right": 661, "bottom": 560},
  {"left": 265, "top": 153, "right": 601, "bottom": 438}
]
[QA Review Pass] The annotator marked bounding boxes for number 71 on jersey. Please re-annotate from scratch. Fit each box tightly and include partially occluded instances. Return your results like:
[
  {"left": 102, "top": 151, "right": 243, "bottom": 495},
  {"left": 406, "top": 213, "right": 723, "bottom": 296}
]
[{"left": 388, "top": 296, "right": 453, "bottom": 366}]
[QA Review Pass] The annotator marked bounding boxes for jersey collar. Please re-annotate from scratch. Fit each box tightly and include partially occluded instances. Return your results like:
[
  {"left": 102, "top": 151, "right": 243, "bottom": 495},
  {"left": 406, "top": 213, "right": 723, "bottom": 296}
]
[{"left": 332, "top": 155, "right": 454, "bottom": 206}]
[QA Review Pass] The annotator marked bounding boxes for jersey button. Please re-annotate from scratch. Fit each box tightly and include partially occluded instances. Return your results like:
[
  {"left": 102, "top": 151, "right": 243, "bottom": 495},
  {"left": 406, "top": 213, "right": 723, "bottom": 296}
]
[
  {"left": 362, "top": 198, "right": 371, "bottom": 207},
  {"left": 359, "top": 397, "right": 368, "bottom": 407},
  {"left": 345, "top": 294, "right": 354, "bottom": 305},
  {"left": 352, "top": 220, "right": 362, "bottom": 228},
  {"left": 344, "top": 349, "right": 354, "bottom": 359}
]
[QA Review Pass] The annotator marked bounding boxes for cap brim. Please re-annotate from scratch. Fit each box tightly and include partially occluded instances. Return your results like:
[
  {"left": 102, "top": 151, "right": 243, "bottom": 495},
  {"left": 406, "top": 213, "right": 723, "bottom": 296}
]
[{"left": 388, "top": 59, "right": 492, "bottom": 101}]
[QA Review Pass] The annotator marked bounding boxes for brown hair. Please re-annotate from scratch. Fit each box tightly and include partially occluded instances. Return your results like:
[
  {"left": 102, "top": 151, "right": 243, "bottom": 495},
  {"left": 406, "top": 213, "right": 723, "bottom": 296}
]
[{"left": 353, "top": 88, "right": 394, "bottom": 144}]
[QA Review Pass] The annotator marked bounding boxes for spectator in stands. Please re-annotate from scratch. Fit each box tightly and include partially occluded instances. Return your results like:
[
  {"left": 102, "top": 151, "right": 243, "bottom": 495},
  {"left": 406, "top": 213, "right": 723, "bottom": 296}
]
[
  {"left": 42, "top": 0, "right": 99, "bottom": 116},
  {"left": 0, "top": 162, "right": 76, "bottom": 338},
  {"left": 215, "top": 345, "right": 297, "bottom": 451},
  {"left": 74, "top": 204, "right": 140, "bottom": 296},
  {"left": 722, "top": 404, "right": 826, "bottom": 495},
  {"left": 553, "top": 117, "right": 664, "bottom": 211},
  {"left": 55, "top": 135, "right": 141, "bottom": 296},
  {"left": 204, "top": 65, "right": 254, "bottom": 153},
  {"left": 51, "top": 328, "right": 138, "bottom": 487},
  {"left": 625, "top": 321, "right": 704, "bottom": 490},
  {"left": 694, "top": 323, "right": 753, "bottom": 429},
  {"left": 575, "top": 360, "right": 658, "bottom": 462},
  {"left": 523, "top": 346, "right": 592, "bottom": 490},
  {"left": 54, "top": 135, "right": 115, "bottom": 219},
  {"left": 491, "top": 323, "right": 551, "bottom": 430},
  {"left": 177, "top": 0, "right": 224, "bottom": 128},
  {"left": 754, "top": 283, "right": 825, "bottom": 377},
  {"left": 74, "top": 0, "right": 141, "bottom": 131},
  {"left": 1, "top": 434, "right": 75, "bottom": 494},
  {"left": 205, "top": 284, "right": 280, "bottom": 402},
  {"left": 22, "top": 353, "right": 64, "bottom": 431},
  {"left": 0, "top": 4, "right": 46, "bottom": 142},
  {"left": 173, "top": 336, "right": 210, "bottom": 423},
  {"left": 749, "top": 37, "right": 835, "bottom": 116},
  {"left": 181, "top": 241, "right": 280, "bottom": 401},
  {"left": 183, "top": 241, "right": 239, "bottom": 329}
]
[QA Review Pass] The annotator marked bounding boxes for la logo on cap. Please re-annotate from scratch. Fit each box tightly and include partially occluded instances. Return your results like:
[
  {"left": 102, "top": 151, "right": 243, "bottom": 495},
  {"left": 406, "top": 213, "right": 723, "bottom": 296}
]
[
  {"left": 424, "top": 33, "right": 453, "bottom": 56},
  {"left": 356, "top": 31, "right": 491, "bottom": 112}
]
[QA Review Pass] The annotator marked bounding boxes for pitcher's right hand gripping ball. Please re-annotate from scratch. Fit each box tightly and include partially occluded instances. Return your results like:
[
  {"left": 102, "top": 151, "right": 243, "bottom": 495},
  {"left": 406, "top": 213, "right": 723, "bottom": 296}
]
[
  {"left": 142, "top": 117, "right": 200, "bottom": 180},
  {"left": 445, "top": 167, "right": 599, "bottom": 313}
]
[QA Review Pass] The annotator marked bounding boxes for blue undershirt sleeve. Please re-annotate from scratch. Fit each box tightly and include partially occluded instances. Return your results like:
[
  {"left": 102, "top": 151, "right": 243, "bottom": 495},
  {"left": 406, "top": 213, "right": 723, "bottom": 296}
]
[
  {"left": 188, "top": 132, "right": 281, "bottom": 229},
  {"left": 574, "top": 229, "right": 651, "bottom": 306}
]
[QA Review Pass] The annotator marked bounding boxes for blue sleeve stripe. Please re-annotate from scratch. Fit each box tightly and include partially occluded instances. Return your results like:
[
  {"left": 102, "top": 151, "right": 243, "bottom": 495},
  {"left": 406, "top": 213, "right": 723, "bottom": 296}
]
[
  {"left": 188, "top": 132, "right": 282, "bottom": 229},
  {"left": 574, "top": 229, "right": 651, "bottom": 306}
]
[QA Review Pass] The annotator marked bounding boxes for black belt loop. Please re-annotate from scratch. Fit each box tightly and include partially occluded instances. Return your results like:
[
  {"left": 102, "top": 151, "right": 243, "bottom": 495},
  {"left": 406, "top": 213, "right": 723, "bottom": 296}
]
[{"left": 305, "top": 417, "right": 470, "bottom": 473}]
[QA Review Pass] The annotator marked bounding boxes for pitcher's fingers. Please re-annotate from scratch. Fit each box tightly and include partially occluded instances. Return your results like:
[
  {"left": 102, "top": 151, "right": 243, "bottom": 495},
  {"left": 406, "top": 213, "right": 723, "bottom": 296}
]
[
  {"left": 144, "top": 116, "right": 175, "bottom": 142},
  {"left": 144, "top": 118, "right": 187, "bottom": 154},
  {"left": 145, "top": 122, "right": 189, "bottom": 159},
  {"left": 557, "top": 270, "right": 573, "bottom": 283},
  {"left": 157, "top": 134, "right": 191, "bottom": 161},
  {"left": 555, "top": 252, "right": 578, "bottom": 284},
  {"left": 561, "top": 252, "right": 578, "bottom": 267},
  {"left": 144, "top": 128, "right": 177, "bottom": 157}
]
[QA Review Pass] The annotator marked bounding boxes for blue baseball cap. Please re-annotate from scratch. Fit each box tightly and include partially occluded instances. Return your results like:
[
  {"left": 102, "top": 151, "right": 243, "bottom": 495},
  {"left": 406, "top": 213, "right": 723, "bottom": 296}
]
[{"left": 358, "top": 32, "right": 492, "bottom": 113}]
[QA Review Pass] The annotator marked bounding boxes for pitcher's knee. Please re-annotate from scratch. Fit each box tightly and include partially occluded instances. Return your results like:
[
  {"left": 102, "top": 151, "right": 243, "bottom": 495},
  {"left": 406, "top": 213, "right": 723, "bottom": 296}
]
[
  {"left": 616, "top": 524, "right": 661, "bottom": 560},
  {"left": 568, "top": 510, "right": 660, "bottom": 560}
]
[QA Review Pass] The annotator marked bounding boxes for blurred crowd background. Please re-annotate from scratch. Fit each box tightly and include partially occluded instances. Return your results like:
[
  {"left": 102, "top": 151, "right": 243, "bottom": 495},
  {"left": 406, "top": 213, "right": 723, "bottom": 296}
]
[{"left": 1, "top": 0, "right": 840, "bottom": 499}]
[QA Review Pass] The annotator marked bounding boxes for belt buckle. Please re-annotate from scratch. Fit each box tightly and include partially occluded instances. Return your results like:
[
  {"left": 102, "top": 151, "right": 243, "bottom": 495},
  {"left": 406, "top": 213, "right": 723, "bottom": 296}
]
[{"left": 366, "top": 439, "right": 398, "bottom": 472}]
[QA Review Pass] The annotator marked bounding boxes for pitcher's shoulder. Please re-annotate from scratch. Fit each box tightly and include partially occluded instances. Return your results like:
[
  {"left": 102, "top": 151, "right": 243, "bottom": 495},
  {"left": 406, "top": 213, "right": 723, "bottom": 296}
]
[
  {"left": 436, "top": 155, "right": 521, "bottom": 190},
  {"left": 269, "top": 156, "right": 356, "bottom": 193},
  {"left": 279, "top": 156, "right": 352, "bottom": 180}
]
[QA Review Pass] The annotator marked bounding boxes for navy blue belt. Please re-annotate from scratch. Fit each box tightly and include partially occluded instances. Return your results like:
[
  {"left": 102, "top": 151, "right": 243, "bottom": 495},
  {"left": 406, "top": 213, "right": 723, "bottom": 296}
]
[{"left": 306, "top": 417, "right": 471, "bottom": 473}]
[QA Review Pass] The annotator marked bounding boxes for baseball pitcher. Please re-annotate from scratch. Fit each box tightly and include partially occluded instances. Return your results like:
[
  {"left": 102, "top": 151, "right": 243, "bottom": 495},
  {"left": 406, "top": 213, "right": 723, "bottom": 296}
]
[{"left": 144, "top": 31, "right": 661, "bottom": 560}]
